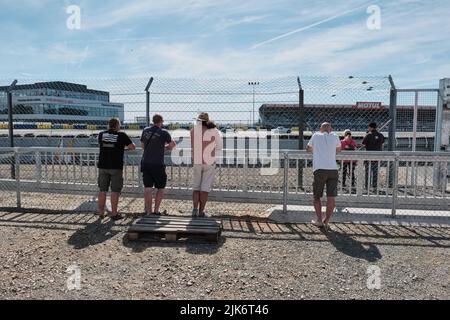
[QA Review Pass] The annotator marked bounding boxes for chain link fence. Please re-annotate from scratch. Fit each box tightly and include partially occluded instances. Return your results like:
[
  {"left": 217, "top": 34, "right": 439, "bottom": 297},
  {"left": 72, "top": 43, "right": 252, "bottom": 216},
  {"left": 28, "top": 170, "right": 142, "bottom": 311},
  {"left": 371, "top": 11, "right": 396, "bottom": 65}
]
[
  {"left": 396, "top": 89, "right": 439, "bottom": 151},
  {"left": 0, "top": 76, "right": 449, "bottom": 217},
  {"left": 1, "top": 76, "right": 440, "bottom": 151}
]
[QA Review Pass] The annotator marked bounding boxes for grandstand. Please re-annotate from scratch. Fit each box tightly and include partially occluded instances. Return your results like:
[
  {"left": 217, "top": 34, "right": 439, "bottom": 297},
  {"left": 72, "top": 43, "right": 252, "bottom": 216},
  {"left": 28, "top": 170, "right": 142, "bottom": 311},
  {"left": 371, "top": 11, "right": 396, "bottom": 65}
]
[
  {"left": 0, "top": 81, "right": 124, "bottom": 125},
  {"left": 259, "top": 104, "right": 436, "bottom": 132}
]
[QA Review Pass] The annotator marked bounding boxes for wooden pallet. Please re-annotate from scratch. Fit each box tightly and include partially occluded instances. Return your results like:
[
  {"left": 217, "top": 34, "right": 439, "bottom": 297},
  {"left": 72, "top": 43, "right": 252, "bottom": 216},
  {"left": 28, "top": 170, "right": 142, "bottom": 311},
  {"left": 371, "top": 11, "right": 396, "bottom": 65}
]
[{"left": 127, "top": 215, "right": 223, "bottom": 243}]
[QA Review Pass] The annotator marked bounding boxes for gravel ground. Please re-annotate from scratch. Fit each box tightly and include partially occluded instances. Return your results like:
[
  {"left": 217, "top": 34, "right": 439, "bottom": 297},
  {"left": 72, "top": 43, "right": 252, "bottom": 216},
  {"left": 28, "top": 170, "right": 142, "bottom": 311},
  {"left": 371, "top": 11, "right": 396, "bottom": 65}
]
[{"left": 1, "top": 200, "right": 450, "bottom": 300}]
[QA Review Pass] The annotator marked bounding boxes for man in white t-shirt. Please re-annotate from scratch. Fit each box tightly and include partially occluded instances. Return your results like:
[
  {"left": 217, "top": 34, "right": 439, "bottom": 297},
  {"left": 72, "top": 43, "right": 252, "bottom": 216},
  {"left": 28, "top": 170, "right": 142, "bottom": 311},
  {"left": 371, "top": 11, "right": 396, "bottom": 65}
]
[{"left": 306, "top": 122, "right": 342, "bottom": 229}]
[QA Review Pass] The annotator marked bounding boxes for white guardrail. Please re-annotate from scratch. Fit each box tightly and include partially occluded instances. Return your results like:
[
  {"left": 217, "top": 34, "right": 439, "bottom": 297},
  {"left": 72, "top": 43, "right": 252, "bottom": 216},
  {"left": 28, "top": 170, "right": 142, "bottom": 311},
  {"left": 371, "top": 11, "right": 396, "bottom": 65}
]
[{"left": 0, "top": 147, "right": 449, "bottom": 215}]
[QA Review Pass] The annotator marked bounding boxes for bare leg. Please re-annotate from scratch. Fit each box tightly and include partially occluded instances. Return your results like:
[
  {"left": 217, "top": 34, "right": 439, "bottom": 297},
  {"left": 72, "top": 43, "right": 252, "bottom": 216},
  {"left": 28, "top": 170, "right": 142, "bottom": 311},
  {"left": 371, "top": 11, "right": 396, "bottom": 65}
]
[
  {"left": 323, "top": 197, "right": 336, "bottom": 225},
  {"left": 144, "top": 188, "right": 153, "bottom": 214},
  {"left": 154, "top": 189, "right": 165, "bottom": 213},
  {"left": 110, "top": 192, "right": 120, "bottom": 216},
  {"left": 193, "top": 191, "right": 200, "bottom": 210},
  {"left": 199, "top": 191, "right": 209, "bottom": 214},
  {"left": 313, "top": 197, "right": 323, "bottom": 224},
  {"left": 98, "top": 191, "right": 107, "bottom": 217}
]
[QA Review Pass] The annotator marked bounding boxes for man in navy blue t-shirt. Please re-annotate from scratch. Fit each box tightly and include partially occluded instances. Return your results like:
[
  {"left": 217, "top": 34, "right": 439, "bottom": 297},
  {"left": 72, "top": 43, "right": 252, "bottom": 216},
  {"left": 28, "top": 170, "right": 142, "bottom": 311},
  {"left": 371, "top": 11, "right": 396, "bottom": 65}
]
[{"left": 140, "top": 114, "right": 176, "bottom": 215}]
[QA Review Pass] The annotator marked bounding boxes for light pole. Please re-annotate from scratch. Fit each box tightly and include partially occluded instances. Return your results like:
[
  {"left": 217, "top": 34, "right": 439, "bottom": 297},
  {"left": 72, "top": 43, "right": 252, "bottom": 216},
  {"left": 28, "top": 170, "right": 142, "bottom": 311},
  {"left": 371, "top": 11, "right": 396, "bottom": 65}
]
[{"left": 248, "top": 81, "right": 259, "bottom": 126}]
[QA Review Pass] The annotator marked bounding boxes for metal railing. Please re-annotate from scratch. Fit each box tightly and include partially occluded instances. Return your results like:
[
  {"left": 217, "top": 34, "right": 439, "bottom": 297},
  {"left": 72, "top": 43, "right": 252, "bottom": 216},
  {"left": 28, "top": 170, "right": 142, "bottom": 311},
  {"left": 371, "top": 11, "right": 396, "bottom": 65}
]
[{"left": 0, "top": 147, "right": 449, "bottom": 215}]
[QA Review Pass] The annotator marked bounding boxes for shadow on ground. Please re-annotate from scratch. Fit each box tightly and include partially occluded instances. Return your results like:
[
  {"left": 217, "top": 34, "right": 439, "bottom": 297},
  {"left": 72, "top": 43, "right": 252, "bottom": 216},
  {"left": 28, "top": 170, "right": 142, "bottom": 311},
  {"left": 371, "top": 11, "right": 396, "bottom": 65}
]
[
  {"left": 67, "top": 218, "right": 119, "bottom": 249},
  {"left": 1, "top": 208, "right": 450, "bottom": 251},
  {"left": 322, "top": 228, "right": 382, "bottom": 262}
]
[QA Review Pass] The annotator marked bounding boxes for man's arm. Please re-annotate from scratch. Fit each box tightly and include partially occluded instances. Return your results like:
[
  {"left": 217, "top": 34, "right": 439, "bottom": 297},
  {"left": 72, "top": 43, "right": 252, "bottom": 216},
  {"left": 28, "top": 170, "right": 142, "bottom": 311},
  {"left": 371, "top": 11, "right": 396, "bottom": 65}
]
[
  {"left": 306, "top": 134, "right": 314, "bottom": 153},
  {"left": 165, "top": 132, "right": 176, "bottom": 150},
  {"left": 167, "top": 140, "right": 176, "bottom": 150},
  {"left": 335, "top": 136, "right": 342, "bottom": 153},
  {"left": 215, "top": 129, "right": 223, "bottom": 152},
  {"left": 123, "top": 134, "right": 136, "bottom": 151},
  {"left": 140, "top": 130, "right": 146, "bottom": 151}
]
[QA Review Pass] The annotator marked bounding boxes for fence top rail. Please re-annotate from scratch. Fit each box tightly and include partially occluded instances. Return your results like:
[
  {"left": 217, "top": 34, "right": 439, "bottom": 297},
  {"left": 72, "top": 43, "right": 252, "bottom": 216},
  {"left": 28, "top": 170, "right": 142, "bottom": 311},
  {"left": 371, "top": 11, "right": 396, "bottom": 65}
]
[
  {"left": 0, "top": 147, "right": 449, "bottom": 159},
  {"left": 396, "top": 89, "right": 439, "bottom": 93}
]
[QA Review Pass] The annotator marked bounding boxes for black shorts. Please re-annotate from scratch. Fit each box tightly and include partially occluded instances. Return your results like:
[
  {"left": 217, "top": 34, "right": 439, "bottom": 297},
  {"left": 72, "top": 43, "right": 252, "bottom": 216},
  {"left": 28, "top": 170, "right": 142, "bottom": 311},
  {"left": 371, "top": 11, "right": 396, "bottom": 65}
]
[{"left": 142, "top": 165, "right": 167, "bottom": 189}]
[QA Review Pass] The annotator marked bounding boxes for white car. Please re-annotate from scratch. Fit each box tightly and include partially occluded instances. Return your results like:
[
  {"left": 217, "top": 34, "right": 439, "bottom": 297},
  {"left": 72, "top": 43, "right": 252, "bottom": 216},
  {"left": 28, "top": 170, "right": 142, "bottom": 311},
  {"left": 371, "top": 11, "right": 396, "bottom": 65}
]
[{"left": 271, "top": 127, "right": 292, "bottom": 134}]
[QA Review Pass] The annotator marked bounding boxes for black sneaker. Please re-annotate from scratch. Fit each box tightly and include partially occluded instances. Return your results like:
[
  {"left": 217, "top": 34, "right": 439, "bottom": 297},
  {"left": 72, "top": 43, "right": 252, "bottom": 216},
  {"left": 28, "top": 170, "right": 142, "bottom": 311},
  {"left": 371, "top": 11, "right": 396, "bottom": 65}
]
[{"left": 199, "top": 212, "right": 207, "bottom": 218}]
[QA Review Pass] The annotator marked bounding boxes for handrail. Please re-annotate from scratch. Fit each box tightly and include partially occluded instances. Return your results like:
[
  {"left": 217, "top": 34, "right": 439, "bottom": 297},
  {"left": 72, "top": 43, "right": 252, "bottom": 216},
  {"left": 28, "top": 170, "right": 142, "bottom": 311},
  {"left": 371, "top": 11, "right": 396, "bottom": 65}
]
[{"left": 0, "top": 147, "right": 449, "bottom": 158}]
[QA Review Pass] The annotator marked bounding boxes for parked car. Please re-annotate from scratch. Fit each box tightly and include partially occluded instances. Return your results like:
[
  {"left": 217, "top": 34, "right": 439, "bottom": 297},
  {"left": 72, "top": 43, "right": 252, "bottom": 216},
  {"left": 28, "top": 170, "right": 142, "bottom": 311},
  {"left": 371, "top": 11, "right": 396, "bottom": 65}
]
[
  {"left": 24, "top": 133, "right": 35, "bottom": 138},
  {"left": 221, "top": 126, "right": 236, "bottom": 133},
  {"left": 271, "top": 127, "right": 292, "bottom": 134}
]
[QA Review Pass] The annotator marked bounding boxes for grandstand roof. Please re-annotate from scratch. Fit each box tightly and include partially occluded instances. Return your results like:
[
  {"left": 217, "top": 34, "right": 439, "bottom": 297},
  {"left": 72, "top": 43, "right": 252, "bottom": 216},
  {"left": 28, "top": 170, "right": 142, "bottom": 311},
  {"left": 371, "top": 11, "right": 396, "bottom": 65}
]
[
  {"left": 260, "top": 104, "right": 436, "bottom": 110},
  {"left": 0, "top": 81, "right": 109, "bottom": 96}
]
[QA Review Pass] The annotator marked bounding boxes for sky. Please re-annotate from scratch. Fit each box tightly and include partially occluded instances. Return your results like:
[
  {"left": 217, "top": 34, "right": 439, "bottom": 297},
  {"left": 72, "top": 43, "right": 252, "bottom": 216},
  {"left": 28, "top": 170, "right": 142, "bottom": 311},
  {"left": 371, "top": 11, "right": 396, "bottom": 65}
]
[{"left": 0, "top": 0, "right": 449, "bottom": 89}]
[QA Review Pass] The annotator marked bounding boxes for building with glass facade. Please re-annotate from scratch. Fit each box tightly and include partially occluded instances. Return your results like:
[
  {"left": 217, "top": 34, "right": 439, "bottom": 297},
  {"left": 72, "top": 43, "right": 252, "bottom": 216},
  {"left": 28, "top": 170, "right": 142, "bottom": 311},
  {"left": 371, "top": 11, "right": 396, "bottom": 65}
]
[{"left": 0, "top": 81, "right": 124, "bottom": 125}]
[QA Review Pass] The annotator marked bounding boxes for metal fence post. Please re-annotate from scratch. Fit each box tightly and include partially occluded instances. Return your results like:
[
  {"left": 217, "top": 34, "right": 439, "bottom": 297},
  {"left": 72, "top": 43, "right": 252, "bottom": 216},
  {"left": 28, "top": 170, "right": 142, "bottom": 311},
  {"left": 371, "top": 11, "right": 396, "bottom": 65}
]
[
  {"left": 15, "top": 149, "right": 21, "bottom": 209},
  {"left": 283, "top": 152, "right": 289, "bottom": 214},
  {"left": 35, "top": 151, "right": 42, "bottom": 185},
  {"left": 243, "top": 153, "right": 248, "bottom": 192},
  {"left": 297, "top": 77, "right": 304, "bottom": 188},
  {"left": 412, "top": 91, "right": 419, "bottom": 152},
  {"left": 145, "top": 77, "right": 154, "bottom": 128},
  {"left": 391, "top": 154, "right": 399, "bottom": 217},
  {"left": 7, "top": 80, "right": 18, "bottom": 179},
  {"left": 388, "top": 76, "right": 397, "bottom": 188}
]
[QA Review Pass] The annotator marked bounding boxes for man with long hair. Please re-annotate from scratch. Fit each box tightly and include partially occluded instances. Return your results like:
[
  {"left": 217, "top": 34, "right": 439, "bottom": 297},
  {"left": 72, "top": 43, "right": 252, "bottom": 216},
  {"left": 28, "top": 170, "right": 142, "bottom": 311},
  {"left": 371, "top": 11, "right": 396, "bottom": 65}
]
[{"left": 190, "top": 113, "right": 223, "bottom": 217}]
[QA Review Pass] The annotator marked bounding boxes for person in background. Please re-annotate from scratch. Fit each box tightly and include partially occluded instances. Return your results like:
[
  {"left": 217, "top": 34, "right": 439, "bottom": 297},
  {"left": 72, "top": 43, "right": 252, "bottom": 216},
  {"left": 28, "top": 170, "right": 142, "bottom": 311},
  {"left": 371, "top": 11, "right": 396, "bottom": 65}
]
[
  {"left": 97, "top": 118, "right": 136, "bottom": 221},
  {"left": 362, "top": 122, "right": 385, "bottom": 190},
  {"left": 341, "top": 129, "right": 358, "bottom": 189},
  {"left": 306, "top": 122, "right": 342, "bottom": 229},
  {"left": 141, "top": 114, "right": 176, "bottom": 215},
  {"left": 190, "top": 113, "right": 223, "bottom": 218}
]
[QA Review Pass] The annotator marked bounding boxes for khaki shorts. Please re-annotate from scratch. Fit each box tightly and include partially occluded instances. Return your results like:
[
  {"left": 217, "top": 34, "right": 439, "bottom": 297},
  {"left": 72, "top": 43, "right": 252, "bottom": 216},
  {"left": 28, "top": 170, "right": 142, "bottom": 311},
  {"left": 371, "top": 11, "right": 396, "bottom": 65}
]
[
  {"left": 98, "top": 169, "right": 124, "bottom": 193},
  {"left": 193, "top": 164, "right": 216, "bottom": 192},
  {"left": 313, "top": 169, "right": 339, "bottom": 199}
]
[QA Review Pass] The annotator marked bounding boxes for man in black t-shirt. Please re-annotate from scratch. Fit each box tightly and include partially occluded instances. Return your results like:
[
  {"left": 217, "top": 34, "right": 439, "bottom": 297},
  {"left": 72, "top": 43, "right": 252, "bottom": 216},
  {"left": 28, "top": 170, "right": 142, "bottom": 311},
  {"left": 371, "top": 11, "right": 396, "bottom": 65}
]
[
  {"left": 140, "top": 114, "right": 176, "bottom": 215},
  {"left": 97, "top": 118, "right": 135, "bottom": 220},
  {"left": 362, "top": 122, "right": 385, "bottom": 190}
]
